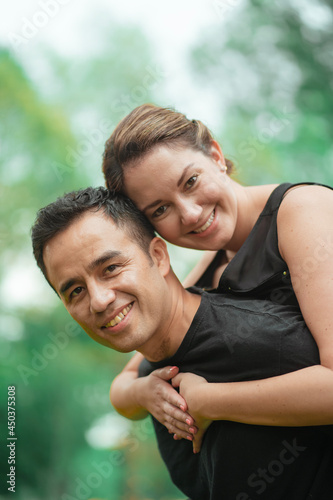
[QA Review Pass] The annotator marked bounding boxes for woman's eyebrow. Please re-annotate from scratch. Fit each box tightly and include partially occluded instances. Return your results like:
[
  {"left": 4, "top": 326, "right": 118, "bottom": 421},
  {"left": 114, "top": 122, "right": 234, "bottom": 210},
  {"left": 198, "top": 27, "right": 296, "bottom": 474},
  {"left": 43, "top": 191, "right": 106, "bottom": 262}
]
[
  {"left": 177, "top": 163, "right": 194, "bottom": 187},
  {"left": 142, "top": 163, "right": 195, "bottom": 213},
  {"left": 142, "top": 199, "right": 163, "bottom": 213}
]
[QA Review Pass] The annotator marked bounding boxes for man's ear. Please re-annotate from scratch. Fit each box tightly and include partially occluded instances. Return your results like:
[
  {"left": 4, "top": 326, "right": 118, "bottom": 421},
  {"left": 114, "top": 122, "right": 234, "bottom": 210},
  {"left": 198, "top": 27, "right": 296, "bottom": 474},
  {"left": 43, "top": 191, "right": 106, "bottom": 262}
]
[
  {"left": 149, "top": 237, "right": 170, "bottom": 277},
  {"left": 210, "top": 139, "right": 226, "bottom": 167}
]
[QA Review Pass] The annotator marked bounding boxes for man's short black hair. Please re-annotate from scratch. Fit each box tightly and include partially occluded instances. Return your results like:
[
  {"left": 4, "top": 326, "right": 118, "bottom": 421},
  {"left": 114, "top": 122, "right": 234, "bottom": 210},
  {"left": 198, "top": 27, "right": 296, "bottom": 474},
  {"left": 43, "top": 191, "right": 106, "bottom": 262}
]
[{"left": 31, "top": 187, "right": 156, "bottom": 287}]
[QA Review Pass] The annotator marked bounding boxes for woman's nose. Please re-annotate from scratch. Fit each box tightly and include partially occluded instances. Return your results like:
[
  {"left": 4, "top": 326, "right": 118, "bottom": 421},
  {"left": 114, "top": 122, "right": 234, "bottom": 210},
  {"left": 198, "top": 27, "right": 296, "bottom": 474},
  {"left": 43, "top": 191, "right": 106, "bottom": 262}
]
[
  {"left": 89, "top": 284, "right": 116, "bottom": 314},
  {"left": 179, "top": 201, "right": 203, "bottom": 226}
]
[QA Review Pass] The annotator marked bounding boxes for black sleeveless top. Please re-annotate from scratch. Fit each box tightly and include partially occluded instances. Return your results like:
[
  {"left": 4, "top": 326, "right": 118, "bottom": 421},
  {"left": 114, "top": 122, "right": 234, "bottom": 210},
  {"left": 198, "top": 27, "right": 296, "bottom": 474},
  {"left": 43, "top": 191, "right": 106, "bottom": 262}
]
[
  {"left": 139, "top": 182, "right": 333, "bottom": 499},
  {"left": 139, "top": 291, "right": 333, "bottom": 499},
  {"left": 197, "top": 182, "right": 333, "bottom": 307}
]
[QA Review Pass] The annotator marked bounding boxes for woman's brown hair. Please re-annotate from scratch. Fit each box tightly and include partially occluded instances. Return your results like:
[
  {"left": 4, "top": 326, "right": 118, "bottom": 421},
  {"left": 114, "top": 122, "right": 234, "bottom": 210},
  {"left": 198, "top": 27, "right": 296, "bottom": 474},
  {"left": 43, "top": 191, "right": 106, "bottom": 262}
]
[{"left": 102, "top": 103, "right": 233, "bottom": 192}]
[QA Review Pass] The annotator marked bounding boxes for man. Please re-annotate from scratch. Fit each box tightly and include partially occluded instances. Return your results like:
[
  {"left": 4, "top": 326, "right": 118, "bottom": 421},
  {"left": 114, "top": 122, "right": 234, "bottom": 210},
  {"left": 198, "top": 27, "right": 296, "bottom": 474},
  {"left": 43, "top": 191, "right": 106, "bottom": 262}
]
[{"left": 31, "top": 187, "right": 333, "bottom": 500}]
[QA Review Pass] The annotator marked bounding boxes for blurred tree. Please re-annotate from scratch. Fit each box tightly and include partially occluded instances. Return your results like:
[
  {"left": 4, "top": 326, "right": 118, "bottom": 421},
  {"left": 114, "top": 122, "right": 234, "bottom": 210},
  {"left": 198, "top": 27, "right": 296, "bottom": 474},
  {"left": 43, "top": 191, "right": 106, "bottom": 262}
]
[
  {"left": 21, "top": 20, "right": 167, "bottom": 189},
  {"left": 0, "top": 20, "right": 185, "bottom": 499},
  {"left": 190, "top": 0, "right": 333, "bottom": 186},
  {"left": 0, "top": 48, "right": 82, "bottom": 259}
]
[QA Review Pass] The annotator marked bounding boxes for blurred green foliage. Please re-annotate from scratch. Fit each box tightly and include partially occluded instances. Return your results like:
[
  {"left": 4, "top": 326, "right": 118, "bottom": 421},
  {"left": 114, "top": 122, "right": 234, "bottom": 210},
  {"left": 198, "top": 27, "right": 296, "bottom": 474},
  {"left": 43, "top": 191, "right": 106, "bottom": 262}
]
[
  {"left": 1, "top": 2, "right": 332, "bottom": 499},
  {"left": 0, "top": 21, "right": 185, "bottom": 500},
  {"left": 190, "top": 0, "right": 333, "bottom": 186}
]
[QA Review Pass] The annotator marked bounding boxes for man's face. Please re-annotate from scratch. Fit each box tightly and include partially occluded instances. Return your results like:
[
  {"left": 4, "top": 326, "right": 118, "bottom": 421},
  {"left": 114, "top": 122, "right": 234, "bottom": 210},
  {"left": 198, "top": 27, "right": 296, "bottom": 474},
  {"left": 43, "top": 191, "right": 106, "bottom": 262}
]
[{"left": 43, "top": 211, "right": 171, "bottom": 356}]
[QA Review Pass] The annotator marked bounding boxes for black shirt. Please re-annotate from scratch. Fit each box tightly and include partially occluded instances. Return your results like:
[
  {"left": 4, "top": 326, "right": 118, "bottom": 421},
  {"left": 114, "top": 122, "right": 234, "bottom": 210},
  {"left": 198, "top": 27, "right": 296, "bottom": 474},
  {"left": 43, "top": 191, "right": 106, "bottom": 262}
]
[
  {"left": 204, "top": 183, "right": 333, "bottom": 307},
  {"left": 139, "top": 289, "right": 333, "bottom": 500}
]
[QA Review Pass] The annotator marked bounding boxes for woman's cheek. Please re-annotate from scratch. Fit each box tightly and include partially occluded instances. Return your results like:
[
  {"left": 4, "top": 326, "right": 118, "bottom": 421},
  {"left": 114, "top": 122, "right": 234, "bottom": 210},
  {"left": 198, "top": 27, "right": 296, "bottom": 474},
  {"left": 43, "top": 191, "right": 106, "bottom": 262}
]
[
  {"left": 155, "top": 217, "right": 178, "bottom": 240},
  {"left": 200, "top": 180, "right": 222, "bottom": 202}
]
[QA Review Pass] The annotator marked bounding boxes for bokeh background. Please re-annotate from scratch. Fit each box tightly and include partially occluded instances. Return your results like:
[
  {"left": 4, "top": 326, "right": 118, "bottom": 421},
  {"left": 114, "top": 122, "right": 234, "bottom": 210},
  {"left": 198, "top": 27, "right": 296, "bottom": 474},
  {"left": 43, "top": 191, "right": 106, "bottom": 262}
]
[{"left": 0, "top": 0, "right": 332, "bottom": 498}]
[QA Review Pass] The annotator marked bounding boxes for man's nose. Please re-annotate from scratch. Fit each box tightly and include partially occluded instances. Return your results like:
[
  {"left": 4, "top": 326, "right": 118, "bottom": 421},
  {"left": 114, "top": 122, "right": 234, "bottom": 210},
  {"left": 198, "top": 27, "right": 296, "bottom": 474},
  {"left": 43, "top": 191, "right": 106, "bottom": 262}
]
[
  {"left": 89, "top": 284, "right": 116, "bottom": 314},
  {"left": 179, "top": 200, "right": 203, "bottom": 226}
]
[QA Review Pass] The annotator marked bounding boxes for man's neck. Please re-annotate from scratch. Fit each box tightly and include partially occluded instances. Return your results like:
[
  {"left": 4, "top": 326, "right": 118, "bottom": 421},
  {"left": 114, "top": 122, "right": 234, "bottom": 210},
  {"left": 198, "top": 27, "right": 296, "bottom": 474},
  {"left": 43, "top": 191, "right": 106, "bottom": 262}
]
[{"left": 142, "top": 284, "right": 201, "bottom": 362}]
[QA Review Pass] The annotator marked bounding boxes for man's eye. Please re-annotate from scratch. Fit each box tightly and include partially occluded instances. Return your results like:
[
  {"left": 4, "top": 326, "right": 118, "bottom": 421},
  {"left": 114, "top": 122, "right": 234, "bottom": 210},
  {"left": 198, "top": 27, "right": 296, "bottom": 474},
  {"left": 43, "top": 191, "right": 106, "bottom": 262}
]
[
  {"left": 105, "top": 264, "right": 117, "bottom": 275},
  {"left": 152, "top": 205, "right": 167, "bottom": 218},
  {"left": 185, "top": 175, "right": 198, "bottom": 189},
  {"left": 70, "top": 287, "right": 83, "bottom": 298}
]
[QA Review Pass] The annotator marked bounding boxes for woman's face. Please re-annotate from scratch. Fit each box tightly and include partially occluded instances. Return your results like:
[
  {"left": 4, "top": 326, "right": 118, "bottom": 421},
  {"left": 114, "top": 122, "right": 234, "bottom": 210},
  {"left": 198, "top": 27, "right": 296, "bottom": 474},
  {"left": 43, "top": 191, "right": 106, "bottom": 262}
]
[{"left": 123, "top": 142, "right": 238, "bottom": 251}]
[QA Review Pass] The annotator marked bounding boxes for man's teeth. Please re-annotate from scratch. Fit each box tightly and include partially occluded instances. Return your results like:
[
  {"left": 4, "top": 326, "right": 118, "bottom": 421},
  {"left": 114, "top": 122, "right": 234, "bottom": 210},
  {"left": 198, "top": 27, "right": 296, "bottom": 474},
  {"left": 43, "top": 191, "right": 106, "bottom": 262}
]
[
  {"left": 105, "top": 304, "right": 133, "bottom": 328},
  {"left": 193, "top": 210, "right": 215, "bottom": 234}
]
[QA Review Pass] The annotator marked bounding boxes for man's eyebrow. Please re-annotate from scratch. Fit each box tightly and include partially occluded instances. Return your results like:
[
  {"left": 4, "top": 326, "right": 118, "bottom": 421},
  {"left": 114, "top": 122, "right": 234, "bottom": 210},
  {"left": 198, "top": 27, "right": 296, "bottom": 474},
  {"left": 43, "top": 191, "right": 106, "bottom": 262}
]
[
  {"left": 87, "top": 250, "right": 122, "bottom": 272},
  {"left": 142, "top": 163, "right": 194, "bottom": 213},
  {"left": 60, "top": 279, "right": 76, "bottom": 296},
  {"left": 59, "top": 251, "right": 122, "bottom": 296}
]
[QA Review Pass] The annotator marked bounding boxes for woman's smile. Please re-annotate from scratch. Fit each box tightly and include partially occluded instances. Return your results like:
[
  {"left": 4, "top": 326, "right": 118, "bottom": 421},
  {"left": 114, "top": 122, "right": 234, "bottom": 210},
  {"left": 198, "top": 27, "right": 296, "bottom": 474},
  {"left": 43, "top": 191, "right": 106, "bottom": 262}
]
[
  {"left": 191, "top": 209, "right": 216, "bottom": 234},
  {"left": 124, "top": 145, "right": 238, "bottom": 251}
]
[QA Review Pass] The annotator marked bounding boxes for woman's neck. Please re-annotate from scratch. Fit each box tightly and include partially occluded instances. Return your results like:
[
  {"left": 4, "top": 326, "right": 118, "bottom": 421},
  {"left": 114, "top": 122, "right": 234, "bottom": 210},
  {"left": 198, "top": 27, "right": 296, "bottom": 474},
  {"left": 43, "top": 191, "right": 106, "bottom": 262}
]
[{"left": 226, "top": 182, "right": 278, "bottom": 252}]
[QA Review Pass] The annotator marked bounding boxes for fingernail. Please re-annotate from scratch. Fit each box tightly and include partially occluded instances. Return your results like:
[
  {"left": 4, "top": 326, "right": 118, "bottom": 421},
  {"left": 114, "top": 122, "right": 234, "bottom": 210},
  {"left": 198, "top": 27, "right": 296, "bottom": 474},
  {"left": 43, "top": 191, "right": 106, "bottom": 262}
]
[
  {"left": 189, "top": 427, "right": 196, "bottom": 434},
  {"left": 169, "top": 366, "right": 177, "bottom": 372},
  {"left": 180, "top": 405, "right": 185, "bottom": 412},
  {"left": 185, "top": 418, "right": 191, "bottom": 425},
  {"left": 186, "top": 435, "right": 193, "bottom": 441}
]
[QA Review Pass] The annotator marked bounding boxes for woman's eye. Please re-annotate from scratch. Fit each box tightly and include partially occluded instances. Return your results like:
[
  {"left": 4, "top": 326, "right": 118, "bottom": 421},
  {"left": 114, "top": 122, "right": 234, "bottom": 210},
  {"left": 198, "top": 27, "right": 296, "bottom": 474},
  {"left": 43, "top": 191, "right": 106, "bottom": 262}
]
[
  {"left": 185, "top": 175, "right": 198, "bottom": 189},
  {"left": 152, "top": 205, "right": 167, "bottom": 218}
]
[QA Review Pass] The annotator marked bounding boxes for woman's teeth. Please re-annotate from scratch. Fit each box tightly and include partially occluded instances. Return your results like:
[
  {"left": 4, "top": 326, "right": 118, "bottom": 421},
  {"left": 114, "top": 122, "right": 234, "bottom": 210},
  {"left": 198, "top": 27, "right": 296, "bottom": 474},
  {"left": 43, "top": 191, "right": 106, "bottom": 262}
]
[
  {"left": 104, "top": 304, "right": 133, "bottom": 328},
  {"left": 193, "top": 210, "right": 215, "bottom": 234}
]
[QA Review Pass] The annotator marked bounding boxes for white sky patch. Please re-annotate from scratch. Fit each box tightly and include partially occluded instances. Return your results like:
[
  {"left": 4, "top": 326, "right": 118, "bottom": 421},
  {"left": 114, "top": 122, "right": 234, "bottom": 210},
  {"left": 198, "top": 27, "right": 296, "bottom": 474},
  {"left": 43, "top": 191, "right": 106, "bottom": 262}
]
[
  {"left": 0, "top": 0, "right": 215, "bottom": 57},
  {"left": 85, "top": 412, "right": 132, "bottom": 449},
  {"left": 0, "top": 0, "right": 223, "bottom": 128},
  {"left": 0, "top": 254, "right": 58, "bottom": 311},
  {"left": 0, "top": 314, "right": 25, "bottom": 341}
]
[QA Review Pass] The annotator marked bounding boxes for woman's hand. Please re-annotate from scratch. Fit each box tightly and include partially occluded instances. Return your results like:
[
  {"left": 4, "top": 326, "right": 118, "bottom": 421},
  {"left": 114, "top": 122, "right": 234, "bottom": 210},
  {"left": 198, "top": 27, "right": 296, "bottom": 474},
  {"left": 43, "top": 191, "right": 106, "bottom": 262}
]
[
  {"left": 172, "top": 372, "right": 212, "bottom": 453},
  {"left": 139, "top": 366, "right": 197, "bottom": 441}
]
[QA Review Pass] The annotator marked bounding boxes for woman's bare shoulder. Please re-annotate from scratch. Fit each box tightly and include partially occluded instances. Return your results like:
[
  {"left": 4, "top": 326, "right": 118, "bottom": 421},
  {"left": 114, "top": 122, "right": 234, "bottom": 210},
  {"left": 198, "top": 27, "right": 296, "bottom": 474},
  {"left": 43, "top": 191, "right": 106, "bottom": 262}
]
[{"left": 280, "top": 184, "right": 333, "bottom": 210}]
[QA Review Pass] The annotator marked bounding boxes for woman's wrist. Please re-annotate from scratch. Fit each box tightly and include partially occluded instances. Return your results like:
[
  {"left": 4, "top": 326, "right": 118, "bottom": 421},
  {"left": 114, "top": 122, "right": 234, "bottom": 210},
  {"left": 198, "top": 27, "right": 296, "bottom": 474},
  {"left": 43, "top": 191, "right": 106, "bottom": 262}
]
[{"left": 198, "top": 383, "right": 229, "bottom": 421}]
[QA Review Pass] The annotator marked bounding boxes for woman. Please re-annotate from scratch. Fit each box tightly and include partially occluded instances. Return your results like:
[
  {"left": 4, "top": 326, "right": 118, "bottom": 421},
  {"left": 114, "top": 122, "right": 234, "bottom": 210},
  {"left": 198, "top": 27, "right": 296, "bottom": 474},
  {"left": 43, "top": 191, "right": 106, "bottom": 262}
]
[{"left": 102, "top": 103, "right": 333, "bottom": 453}]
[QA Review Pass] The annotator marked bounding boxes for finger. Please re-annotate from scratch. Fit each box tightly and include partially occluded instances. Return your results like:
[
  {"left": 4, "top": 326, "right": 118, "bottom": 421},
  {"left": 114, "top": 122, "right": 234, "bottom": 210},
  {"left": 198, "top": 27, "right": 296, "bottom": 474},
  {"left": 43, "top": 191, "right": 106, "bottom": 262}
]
[
  {"left": 162, "top": 381, "right": 188, "bottom": 412},
  {"left": 165, "top": 417, "right": 198, "bottom": 438},
  {"left": 171, "top": 373, "right": 182, "bottom": 388},
  {"left": 168, "top": 426, "right": 196, "bottom": 440},
  {"left": 153, "top": 365, "right": 179, "bottom": 382},
  {"left": 173, "top": 433, "right": 193, "bottom": 442},
  {"left": 192, "top": 432, "right": 203, "bottom": 454},
  {"left": 165, "top": 415, "right": 197, "bottom": 435},
  {"left": 164, "top": 405, "right": 193, "bottom": 426}
]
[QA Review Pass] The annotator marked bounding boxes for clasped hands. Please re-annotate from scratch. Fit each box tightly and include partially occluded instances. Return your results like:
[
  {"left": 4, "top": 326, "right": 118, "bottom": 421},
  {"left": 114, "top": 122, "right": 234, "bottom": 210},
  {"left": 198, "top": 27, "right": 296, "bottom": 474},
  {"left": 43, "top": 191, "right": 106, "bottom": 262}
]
[{"left": 142, "top": 366, "right": 212, "bottom": 453}]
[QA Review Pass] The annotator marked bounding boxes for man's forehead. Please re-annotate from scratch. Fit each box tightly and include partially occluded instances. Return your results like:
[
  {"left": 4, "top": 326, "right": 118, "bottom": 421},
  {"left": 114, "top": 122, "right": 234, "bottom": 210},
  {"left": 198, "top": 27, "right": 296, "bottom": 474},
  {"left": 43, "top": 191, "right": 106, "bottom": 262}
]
[
  {"left": 79, "top": 209, "right": 120, "bottom": 229},
  {"left": 67, "top": 210, "right": 127, "bottom": 241},
  {"left": 43, "top": 211, "right": 130, "bottom": 279},
  {"left": 49, "top": 211, "right": 130, "bottom": 253}
]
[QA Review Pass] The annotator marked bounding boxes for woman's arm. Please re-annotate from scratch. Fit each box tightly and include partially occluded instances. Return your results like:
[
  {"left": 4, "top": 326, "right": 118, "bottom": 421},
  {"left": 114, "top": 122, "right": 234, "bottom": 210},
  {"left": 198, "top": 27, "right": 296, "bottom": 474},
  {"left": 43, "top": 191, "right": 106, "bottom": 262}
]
[
  {"left": 182, "top": 250, "right": 217, "bottom": 288},
  {"left": 173, "top": 366, "right": 333, "bottom": 428},
  {"left": 110, "top": 352, "right": 149, "bottom": 420},
  {"left": 110, "top": 352, "right": 196, "bottom": 438},
  {"left": 171, "top": 185, "right": 333, "bottom": 452},
  {"left": 172, "top": 366, "right": 333, "bottom": 452},
  {"left": 278, "top": 185, "right": 333, "bottom": 370}
]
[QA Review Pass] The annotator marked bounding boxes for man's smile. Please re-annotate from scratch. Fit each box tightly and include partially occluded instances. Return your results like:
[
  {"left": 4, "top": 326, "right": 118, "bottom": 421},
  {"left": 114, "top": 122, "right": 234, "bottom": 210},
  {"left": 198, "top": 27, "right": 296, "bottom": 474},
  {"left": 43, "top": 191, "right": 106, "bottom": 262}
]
[{"left": 102, "top": 302, "right": 134, "bottom": 329}]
